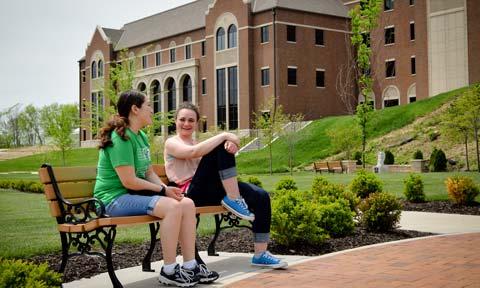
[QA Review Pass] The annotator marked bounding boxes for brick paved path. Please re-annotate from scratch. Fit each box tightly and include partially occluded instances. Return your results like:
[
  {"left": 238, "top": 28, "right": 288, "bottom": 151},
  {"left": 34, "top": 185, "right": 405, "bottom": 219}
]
[{"left": 226, "top": 233, "right": 480, "bottom": 288}]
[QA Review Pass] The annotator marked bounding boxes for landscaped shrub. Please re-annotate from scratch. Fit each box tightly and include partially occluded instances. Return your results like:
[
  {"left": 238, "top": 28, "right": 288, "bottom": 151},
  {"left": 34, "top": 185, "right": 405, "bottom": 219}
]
[
  {"left": 359, "top": 192, "right": 402, "bottom": 232},
  {"left": 349, "top": 170, "right": 383, "bottom": 198},
  {"left": 429, "top": 148, "right": 447, "bottom": 172},
  {"left": 271, "top": 190, "right": 329, "bottom": 246},
  {"left": 275, "top": 177, "right": 298, "bottom": 191},
  {"left": 0, "top": 258, "right": 62, "bottom": 288},
  {"left": 311, "top": 176, "right": 359, "bottom": 213},
  {"left": 445, "top": 176, "right": 479, "bottom": 205},
  {"left": 384, "top": 150, "right": 395, "bottom": 165},
  {"left": 413, "top": 150, "right": 423, "bottom": 160},
  {"left": 0, "top": 180, "right": 44, "bottom": 194},
  {"left": 245, "top": 176, "right": 263, "bottom": 188},
  {"left": 403, "top": 173, "right": 425, "bottom": 202},
  {"left": 353, "top": 151, "right": 362, "bottom": 165},
  {"left": 315, "top": 199, "right": 355, "bottom": 238}
]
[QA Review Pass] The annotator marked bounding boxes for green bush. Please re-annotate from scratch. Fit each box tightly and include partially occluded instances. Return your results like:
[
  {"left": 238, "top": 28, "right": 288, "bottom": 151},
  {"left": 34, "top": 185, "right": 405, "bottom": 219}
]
[
  {"left": 0, "top": 180, "right": 44, "bottom": 193},
  {"left": 0, "top": 258, "right": 62, "bottom": 288},
  {"left": 403, "top": 173, "right": 425, "bottom": 202},
  {"left": 359, "top": 192, "right": 402, "bottom": 232},
  {"left": 315, "top": 198, "right": 355, "bottom": 237},
  {"left": 353, "top": 151, "right": 362, "bottom": 165},
  {"left": 445, "top": 176, "right": 479, "bottom": 205},
  {"left": 384, "top": 150, "right": 394, "bottom": 165},
  {"left": 271, "top": 190, "right": 329, "bottom": 246},
  {"left": 429, "top": 148, "right": 447, "bottom": 172},
  {"left": 311, "top": 176, "right": 359, "bottom": 213},
  {"left": 275, "top": 177, "right": 298, "bottom": 191},
  {"left": 349, "top": 170, "right": 383, "bottom": 198},
  {"left": 245, "top": 176, "right": 263, "bottom": 188},
  {"left": 413, "top": 150, "right": 423, "bottom": 160}
]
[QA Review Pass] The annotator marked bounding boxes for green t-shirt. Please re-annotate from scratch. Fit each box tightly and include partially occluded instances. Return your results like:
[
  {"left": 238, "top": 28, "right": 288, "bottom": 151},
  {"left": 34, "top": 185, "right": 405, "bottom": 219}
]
[{"left": 94, "top": 128, "right": 151, "bottom": 206}]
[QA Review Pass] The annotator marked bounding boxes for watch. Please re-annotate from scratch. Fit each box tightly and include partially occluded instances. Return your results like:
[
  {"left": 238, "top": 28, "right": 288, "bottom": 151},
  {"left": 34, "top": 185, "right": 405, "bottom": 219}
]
[{"left": 159, "top": 185, "right": 166, "bottom": 196}]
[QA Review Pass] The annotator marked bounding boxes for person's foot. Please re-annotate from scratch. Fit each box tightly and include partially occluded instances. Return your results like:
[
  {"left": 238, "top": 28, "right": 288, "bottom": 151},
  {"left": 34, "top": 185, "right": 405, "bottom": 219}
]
[
  {"left": 252, "top": 251, "right": 288, "bottom": 269},
  {"left": 158, "top": 264, "right": 199, "bottom": 287},
  {"left": 184, "top": 263, "right": 220, "bottom": 284},
  {"left": 221, "top": 196, "right": 255, "bottom": 221}
]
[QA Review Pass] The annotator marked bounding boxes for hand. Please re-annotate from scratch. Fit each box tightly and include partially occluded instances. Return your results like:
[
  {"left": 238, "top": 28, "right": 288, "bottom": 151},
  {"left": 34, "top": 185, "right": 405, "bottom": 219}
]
[
  {"left": 165, "top": 186, "right": 184, "bottom": 201},
  {"left": 222, "top": 132, "right": 240, "bottom": 147},
  {"left": 224, "top": 140, "right": 239, "bottom": 154}
]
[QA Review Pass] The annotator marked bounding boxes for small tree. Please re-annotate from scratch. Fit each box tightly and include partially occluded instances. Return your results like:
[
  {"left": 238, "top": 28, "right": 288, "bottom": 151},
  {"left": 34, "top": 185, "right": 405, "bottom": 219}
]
[
  {"left": 456, "top": 85, "right": 480, "bottom": 172},
  {"left": 253, "top": 96, "right": 288, "bottom": 175},
  {"left": 283, "top": 113, "right": 305, "bottom": 175},
  {"left": 41, "top": 104, "right": 79, "bottom": 166}
]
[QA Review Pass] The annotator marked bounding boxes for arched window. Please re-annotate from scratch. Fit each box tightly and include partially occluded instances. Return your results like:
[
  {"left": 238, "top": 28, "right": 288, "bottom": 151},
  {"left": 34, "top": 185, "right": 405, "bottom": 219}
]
[
  {"left": 151, "top": 80, "right": 161, "bottom": 113},
  {"left": 182, "top": 75, "right": 192, "bottom": 102},
  {"left": 97, "top": 60, "right": 103, "bottom": 77},
  {"left": 216, "top": 27, "right": 225, "bottom": 51},
  {"left": 383, "top": 85, "right": 400, "bottom": 108},
  {"left": 91, "top": 61, "right": 97, "bottom": 79},
  {"left": 227, "top": 24, "right": 237, "bottom": 48},
  {"left": 166, "top": 78, "right": 177, "bottom": 134},
  {"left": 137, "top": 82, "right": 146, "bottom": 93}
]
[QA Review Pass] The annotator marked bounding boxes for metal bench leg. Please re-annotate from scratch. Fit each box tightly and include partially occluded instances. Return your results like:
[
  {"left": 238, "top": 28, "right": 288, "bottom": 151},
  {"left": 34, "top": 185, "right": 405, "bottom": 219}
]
[
  {"left": 105, "top": 227, "right": 123, "bottom": 288},
  {"left": 59, "top": 232, "right": 69, "bottom": 273},
  {"left": 143, "top": 223, "right": 159, "bottom": 272},
  {"left": 208, "top": 214, "right": 222, "bottom": 256}
]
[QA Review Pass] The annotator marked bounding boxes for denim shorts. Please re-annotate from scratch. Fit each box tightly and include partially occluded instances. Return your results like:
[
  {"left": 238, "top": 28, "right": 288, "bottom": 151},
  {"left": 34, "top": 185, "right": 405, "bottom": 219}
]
[{"left": 105, "top": 194, "right": 161, "bottom": 217}]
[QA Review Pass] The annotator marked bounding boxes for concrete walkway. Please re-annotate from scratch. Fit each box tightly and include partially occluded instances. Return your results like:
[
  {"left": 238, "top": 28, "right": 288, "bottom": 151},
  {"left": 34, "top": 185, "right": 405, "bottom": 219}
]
[{"left": 63, "top": 211, "right": 480, "bottom": 287}]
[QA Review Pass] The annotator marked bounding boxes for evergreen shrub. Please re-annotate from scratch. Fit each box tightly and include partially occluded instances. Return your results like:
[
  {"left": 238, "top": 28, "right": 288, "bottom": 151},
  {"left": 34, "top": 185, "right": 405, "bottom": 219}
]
[
  {"left": 349, "top": 170, "right": 383, "bottom": 198},
  {"left": 413, "top": 150, "right": 423, "bottom": 160},
  {"left": 359, "top": 192, "right": 402, "bottom": 232},
  {"left": 245, "top": 176, "right": 263, "bottom": 188},
  {"left": 429, "top": 148, "right": 447, "bottom": 172},
  {"left": 353, "top": 151, "right": 362, "bottom": 165},
  {"left": 275, "top": 177, "right": 297, "bottom": 191},
  {"left": 403, "top": 173, "right": 425, "bottom": 202},
  {"left": 0, "top": 258, "right": 62, "bottom": 288},
  {"left": 445, "top": 176, "right": 479, "bottom": 205},
  {"left": 384, "top": 150, "right": 394, "bottom": 165}
]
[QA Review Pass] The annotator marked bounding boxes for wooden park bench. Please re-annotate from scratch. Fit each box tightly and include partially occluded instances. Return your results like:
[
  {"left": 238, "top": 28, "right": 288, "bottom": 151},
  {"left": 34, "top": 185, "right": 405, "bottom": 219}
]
[
  {"left": 313, "top": 161, "right": 329, "bottom": 173},
  {"left": 38, "top": 163, "right": 251, "bottom": 288},
  {"left": 327, "top": 161, "right": 344, "bottom": 173}
]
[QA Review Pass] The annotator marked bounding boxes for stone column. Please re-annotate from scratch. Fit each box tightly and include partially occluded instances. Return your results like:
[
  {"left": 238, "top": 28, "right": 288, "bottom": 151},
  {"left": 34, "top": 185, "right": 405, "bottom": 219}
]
[
  {"left": 410, "top": 159, "right": 426, "bottom": 173},
  {"left": 341, "top": 160, "right": 357, "bottom": 174}
]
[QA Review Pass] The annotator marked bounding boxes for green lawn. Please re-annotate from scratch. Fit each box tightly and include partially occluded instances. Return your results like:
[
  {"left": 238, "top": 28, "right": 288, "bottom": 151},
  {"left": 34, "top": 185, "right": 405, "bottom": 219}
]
[{"left": 1, "top": 170, "right": 479, "bottom": 259}]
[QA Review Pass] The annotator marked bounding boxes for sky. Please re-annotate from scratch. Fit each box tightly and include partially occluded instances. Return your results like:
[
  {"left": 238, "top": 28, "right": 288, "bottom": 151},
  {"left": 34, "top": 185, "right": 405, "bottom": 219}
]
[{"left": 0, "top": 0, "right": 193, "bottom": 111}]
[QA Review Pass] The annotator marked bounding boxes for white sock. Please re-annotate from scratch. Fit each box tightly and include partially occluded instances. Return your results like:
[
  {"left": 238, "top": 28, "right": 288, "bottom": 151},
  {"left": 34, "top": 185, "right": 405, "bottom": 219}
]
[
  {"left": 163, "top": 262, "right": 177, "bottom": 275},
  {"left": 182, "top": 259, "right": 197, "bottom": 270}
]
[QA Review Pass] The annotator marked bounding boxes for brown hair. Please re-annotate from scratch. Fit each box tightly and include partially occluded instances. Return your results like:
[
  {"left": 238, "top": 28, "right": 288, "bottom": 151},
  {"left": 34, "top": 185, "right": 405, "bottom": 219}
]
[
  {"left": 175, "top": 102, "right": 200, "bottom": 121},
  {"left": 98, "top": 90, "right": 146, "bottom": 149}
]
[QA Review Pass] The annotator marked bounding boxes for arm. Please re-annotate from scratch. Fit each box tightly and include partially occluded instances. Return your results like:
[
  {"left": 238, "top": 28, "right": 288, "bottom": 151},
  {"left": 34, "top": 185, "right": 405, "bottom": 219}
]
[{"left": 165, "top": 132, "right": 240, "bottom": 159}]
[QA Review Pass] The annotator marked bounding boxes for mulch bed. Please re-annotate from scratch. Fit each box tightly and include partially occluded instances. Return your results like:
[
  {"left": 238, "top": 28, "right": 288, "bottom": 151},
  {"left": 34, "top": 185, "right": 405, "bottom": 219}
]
[{"left": 29, "top": 200, "right": 479, "bottom": 283}]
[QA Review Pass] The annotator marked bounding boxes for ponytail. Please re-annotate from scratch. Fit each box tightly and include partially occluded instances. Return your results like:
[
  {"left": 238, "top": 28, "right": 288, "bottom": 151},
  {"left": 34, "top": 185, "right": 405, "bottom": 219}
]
[{"left": 98, "top": 115, "right": 130, "bottom": 149}]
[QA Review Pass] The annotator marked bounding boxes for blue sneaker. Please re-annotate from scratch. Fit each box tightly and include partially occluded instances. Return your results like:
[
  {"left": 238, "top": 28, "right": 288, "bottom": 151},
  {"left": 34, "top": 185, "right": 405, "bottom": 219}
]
[
  {"left": 252, "top": 251, "right": 288, "bottom": 269},
  {"left": 221, "top": 196, "right": 255, "bottom": 221}
]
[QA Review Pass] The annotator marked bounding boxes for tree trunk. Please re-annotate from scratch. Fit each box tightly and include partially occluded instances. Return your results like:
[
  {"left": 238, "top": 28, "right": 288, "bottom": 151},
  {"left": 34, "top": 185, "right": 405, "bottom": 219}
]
[
  {"left": 464, "top": 133, "right": 470, "bottom": 171},
  {"left": 269, "top": 143, "right": 273, "bottom": 175},
  {"left": 475, "top": 126, "right": 479, "bottom": 172}
]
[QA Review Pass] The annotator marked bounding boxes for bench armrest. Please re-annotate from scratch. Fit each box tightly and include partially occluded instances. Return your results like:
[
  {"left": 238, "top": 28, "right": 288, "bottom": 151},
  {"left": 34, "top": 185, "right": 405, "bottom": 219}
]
[{"left": 63, "top": 197, "right": 107, "bottom": 224}]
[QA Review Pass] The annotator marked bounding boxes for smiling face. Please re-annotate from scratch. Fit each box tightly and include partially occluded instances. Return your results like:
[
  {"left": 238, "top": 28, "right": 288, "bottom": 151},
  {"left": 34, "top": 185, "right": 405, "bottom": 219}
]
[
  {"left": 175, "top": 108, "right": 198, "bottom": 138},
  {"left": 133, "top": 96, "right": 153, "bottom": 128}
]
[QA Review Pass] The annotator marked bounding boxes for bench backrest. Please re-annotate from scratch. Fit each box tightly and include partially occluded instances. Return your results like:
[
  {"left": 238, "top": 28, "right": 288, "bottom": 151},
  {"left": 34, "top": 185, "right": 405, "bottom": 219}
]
[
  {"left": 38, "top": 164, "right": 168, "bottom": 218},
  {"left": 328, "top": 161, "right": 343, "bottom": 170},
  {"left": 314, "top": 162, "right": 328, "bottom": 170}
]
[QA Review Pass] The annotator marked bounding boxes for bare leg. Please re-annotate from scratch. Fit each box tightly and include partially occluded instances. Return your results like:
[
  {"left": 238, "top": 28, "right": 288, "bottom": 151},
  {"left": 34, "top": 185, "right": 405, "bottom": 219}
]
[
  {"left": 177, "top": 197, "right": 197, "bottom": 262},
  {"left": 222, "top": 177, "right": 241, "bottom": 199},
  {"left": 254, "top": 242, "right": 267, "bottom": 254},
  {"left": 152, "top": 198, "right": 182, "bottom": 264}
]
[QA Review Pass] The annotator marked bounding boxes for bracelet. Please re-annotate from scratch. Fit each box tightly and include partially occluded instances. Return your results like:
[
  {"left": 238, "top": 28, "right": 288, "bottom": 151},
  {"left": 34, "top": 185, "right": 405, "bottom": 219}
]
[{"left": 159, "top": 185, "right": 166, "bottom": 196}]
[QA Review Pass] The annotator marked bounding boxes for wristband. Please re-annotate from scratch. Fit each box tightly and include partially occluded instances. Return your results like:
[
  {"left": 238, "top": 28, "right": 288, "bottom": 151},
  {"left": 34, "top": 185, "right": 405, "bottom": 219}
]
[{"left": 159, "top": 185, "right": 166, "bottom": 196}]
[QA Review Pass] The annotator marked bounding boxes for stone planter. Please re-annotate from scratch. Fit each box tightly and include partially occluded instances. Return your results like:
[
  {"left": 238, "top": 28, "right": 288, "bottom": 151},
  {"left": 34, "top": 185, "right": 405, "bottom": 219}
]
[
  {"left": 341, "top": 160, "right": 358, "bottom": 174},
  {"left": 410, "top": 159, "right": 426, "bottom": 173}
]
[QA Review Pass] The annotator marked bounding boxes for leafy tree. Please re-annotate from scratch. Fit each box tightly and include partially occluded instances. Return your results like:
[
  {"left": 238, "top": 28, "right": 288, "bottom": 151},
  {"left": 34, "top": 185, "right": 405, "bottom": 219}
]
[
  {"left": 456, "top": 85, "right": 480, "bottom": 172},
  {"left": 253, "top": 96, "right": 288, "bottom": 175},
  {"left": 283, "top": 113, "right": 305, "bottom": 175},
  {"left": 41, "top": 104, "right": 79, "bottom": 165},
  {"left": 326, "top": 125, "right": 361, "bottom": 160},
  {"left": 349, "top": 0, "right": 382, "bottom": 167},
  {"left": 18, "top": 104, "right": 44, "bottom": 146}
]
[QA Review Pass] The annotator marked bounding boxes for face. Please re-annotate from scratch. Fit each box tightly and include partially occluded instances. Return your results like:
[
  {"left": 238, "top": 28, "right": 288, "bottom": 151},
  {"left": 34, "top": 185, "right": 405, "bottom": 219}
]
[
  {"left": 175, "top": 108, "right": 198, "bottom": 137},
  {"left": 133, "top": 97, "right": 153, "bottom": 127}
]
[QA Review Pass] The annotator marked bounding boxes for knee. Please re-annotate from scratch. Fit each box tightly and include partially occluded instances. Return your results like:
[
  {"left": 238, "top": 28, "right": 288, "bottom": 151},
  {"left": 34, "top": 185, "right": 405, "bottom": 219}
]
[
  {"left": 161, "top": 199, "right": 182, "bottom": 216},
  {"left": 180, "top": 197, "right": 195, "bottom": 211}
]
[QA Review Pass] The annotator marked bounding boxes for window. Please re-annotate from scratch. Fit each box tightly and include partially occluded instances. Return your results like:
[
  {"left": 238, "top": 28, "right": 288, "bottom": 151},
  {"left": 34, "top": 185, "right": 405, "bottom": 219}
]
[
  {"left": 201, "top": 41, "right": 206, "bottom": 56},
  {"left": 216, "top": 68, "right": 226, "bottom": 129},
  {"left": 91, "top": 61, "right": 97, "bottom": 79},
  {"left": 155, "top": 52, "right": 161, "bottom": 66},
  {"left": 97, "top": 60, "right": 103, "bottom": 77},
  {"left": 182, "top": 75, "right": 192, "bottom": 102},
  {"left": 216, "top": 27, "right": 225, "bottom": 51},
  {"left": 409, "top": 96, "right": 416, "bottom": 103},
  {"left": 261, "top": 26, "right": 269, "bottom": 43},
  {"left": 228, "top": 66, "right": 238, "bottom": 130},
  {"left": 228, "top": 24, "right": 237, "bottom": 48},
  {"left": 202, "top": 78, "right": 206, "bottom": 95},
  {"left": 261, "top": 68, "right": 270, "bottom": 86},
  {"left": 142, "top": 55, "right": 147, "bottom": 69},
  {"left": 410, "top": 22, "right": 415, "bottom": 41},
  {"left": 185, "top": 44, "right": 192, "bottom": 60},
  {"left": 411, "top": 57, "right": 416, "bottom": 75},
  {"left": 410, "top": 0, "right": 415, "bottom": 5},
  {"left": 81, "top": 71, "right": 86, "bottom": 83},
  {"left": 384, "top": 0, "right": 394, "bottom": 11},
  {"left": 287, "top": 25, "right": 296, "bottom": 42},
  {"left": 384, "top": 99, "right": 399, "bottom": 107},
  {"left": 385, "top": 26, "right": 395, "bottom": 45},
  {"left": 288, "top": 67, "right": 297, "bottom": 85},
  {"left": 386, "top": 60, "right": 396, "bottom": 78},
  {"left": 315, "top": 29, "right": 324, "bottom": 46},
  {"left": 316, "top": 70, "right": 325, "bottom": 88},
  {"left": 170, "top": 48, "right": 176, "bottom": 63}
]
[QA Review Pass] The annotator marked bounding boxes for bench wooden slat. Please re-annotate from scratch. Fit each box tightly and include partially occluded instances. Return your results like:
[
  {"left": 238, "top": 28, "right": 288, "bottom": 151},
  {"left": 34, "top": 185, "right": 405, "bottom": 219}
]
[
  {"left": 196, "top": 206, "right": 228, "bottom": 214},
  {"left": 44, "top": 182, "right": 95, "bottom": 200},
  {"left": 39, "top": 166, "right": 97, "bottom": 184}
]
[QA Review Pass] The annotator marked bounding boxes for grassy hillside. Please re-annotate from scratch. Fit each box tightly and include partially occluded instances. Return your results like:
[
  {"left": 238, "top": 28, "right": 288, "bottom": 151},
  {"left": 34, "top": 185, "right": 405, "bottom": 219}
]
[{"left": 236, "top": 86, "right": 467, "bottom": 174}]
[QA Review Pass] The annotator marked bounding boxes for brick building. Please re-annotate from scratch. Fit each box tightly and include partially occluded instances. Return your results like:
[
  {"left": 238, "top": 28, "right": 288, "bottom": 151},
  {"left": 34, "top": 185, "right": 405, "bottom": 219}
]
[{"left": 79, "top": 0, "right": 480, "bottom": 143}]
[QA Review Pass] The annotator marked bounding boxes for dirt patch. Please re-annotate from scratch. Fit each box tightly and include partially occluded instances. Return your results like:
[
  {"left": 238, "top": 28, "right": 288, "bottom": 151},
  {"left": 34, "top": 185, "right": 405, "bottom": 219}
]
[{"left": 0, "top": 146, "right": 52, "bottom": 161}]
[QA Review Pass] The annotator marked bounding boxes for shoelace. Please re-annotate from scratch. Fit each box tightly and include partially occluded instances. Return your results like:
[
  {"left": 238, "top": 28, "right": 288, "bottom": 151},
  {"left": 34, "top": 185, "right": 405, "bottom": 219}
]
[
  {"left": 261, "top": 251, "right": 279, "bottom": 263},
  {"left": 198, "top": 264, "right": 211, "bottom": 276},
  {"left": 235, "top": 198, "right": 249, "bottom": 211},
  {"left": 177, "top": 266, "right": 196, "bottom": 282}
]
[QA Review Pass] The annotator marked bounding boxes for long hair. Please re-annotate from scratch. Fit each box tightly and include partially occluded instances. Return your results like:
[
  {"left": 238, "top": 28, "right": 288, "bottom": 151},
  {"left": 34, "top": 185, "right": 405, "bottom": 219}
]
[
  {"left": 175, "top": 102, "right": 200, "bottom": 121},
  {"left": 98, "top": 90, "right": 146, "bottom": 149}
]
